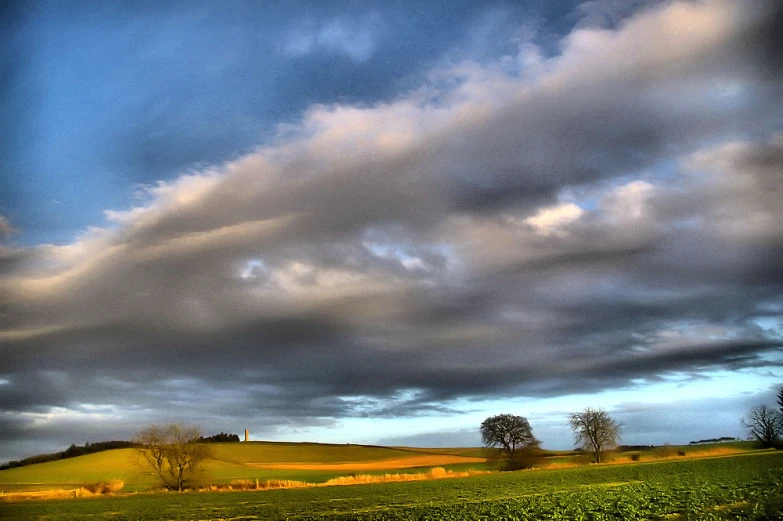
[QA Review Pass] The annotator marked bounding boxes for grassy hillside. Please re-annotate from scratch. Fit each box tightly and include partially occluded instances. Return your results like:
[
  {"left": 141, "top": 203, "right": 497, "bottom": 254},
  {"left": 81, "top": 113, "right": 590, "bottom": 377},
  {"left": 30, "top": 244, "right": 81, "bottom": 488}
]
[
  {"left": 0, "top": 440, "right": 761, "bottom": 494},
  {"left": 209, "top": 441, "right": 441, "bottom": 464},
  {"left": 1, "top": 450, "right": 780, "bottom": 520},
  {"left": 0, "top": 442, "right": 488, "bottom": 493},
  {"left": 0, "top": 449, "right": 157, "bottom": 492}
]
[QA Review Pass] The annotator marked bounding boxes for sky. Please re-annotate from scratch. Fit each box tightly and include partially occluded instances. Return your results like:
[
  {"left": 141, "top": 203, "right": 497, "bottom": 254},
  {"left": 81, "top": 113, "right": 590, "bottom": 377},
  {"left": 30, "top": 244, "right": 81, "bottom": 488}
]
[{"left": 1, "top": 0, "right": 782, "bottom": 463}]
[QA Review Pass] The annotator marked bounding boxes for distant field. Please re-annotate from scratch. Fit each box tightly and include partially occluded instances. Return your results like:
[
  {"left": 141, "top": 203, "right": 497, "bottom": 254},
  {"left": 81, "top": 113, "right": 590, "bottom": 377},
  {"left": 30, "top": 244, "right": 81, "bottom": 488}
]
[{"left": 1, "top": 449, "right": 780, "bottom": 520}]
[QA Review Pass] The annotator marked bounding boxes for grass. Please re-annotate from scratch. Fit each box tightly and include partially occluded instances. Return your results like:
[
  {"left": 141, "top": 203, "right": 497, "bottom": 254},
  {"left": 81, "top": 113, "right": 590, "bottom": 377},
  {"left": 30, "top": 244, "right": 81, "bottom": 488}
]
[
  {"left": 0, "top": 442, "right": 491, "bottom": 494},
  {"left": 0, "top": 449, "right": 780, "bottom": 520},
  {"left": 0, "top": 450, "right": 159, "bottom": 492},
  {"left": 208, "top": 441, "right": 425, "bottom": 464},
  {"left": 539, "top": 441, "right": 757, "bottom": 468},
  {"left": 202, "top": 467, "right": 488, "bottom": 491},
  {"left": 0, "top": 440, "right": 760, "bottom": 494}
]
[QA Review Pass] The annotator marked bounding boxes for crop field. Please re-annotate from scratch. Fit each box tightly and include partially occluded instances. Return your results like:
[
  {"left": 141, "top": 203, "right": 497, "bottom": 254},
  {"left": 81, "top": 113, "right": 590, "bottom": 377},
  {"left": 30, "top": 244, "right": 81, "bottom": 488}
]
[{"left": 1, "top": 449, "right": 781, "bottom": 520}]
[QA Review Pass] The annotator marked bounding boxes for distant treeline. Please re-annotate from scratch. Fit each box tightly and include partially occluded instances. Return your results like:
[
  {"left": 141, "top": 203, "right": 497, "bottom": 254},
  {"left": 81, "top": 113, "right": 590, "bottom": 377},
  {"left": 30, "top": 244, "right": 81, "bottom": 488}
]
[
  {"left": 0, "top": 440, "right": 137, "bottom": 470},
  {"left": 199, "top": 432, "right": 241, "bottom": 443},
  {"left": 0, "top": 432, "right": 241, "bottom": 471},
  {"left": 689, "top": 437, "right": 740, "bottom": 445}
]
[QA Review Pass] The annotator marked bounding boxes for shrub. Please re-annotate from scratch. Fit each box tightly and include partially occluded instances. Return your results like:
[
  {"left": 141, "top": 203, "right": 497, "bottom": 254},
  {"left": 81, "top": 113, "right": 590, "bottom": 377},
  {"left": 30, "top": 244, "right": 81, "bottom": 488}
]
[
  {"left": 80, "top": 480, "right": 124, "bottom": 495},
  {"left": 655, "top": 444, "right": 679, "bottom": 458},
  {"left": 507, "top": 447, "right": 545, "bottom": 470},
  {"left": 600, "top": 450, "right": 621, "bottom": 463}
]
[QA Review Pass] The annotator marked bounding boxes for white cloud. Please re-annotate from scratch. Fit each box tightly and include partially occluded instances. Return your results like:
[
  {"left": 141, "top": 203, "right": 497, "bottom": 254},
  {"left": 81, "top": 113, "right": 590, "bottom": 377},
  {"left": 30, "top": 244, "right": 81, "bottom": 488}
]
[
  {"left": 524, "top": 203, "right": 584, "bottom": 236},
  {"left": 281, "top": 14, "right": 382, "bottom": 62}
]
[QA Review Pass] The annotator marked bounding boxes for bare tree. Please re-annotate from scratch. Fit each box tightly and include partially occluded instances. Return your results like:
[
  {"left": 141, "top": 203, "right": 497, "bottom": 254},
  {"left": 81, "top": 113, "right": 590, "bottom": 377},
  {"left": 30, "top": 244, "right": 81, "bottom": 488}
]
[
  {"left": 569, "top": 408, "right": 621, "bottom": 463},
  {"left": 480, "top": 414, "right": 541, "bottom": 469},
  {"left": 777, "top": 386, "right": 783, "bottom": 414},
  {"left": 134, "top": 424, "right": 212, "bottom": 491},
  {"left": 742, "top": 405, "right": 783, "bottom": 448}
]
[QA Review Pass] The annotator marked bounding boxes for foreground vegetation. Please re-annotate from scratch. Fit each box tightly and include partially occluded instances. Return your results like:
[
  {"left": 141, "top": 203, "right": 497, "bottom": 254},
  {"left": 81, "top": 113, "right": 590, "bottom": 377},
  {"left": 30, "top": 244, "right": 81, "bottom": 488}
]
[
  {"left": 0, "top": 440, "right": 757, "bottom": 495},
  {"left": 1, "top": 449, "right": 781, "bottom": 520}
]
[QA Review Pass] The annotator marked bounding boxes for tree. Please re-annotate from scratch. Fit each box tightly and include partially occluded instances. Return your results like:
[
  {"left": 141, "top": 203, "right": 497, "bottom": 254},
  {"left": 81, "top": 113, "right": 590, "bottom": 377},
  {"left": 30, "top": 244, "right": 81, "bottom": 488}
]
[
  {"left": 777, "top": 386, "right": 783, "bottom": 414},
  {"left": 133, "top": 424, "right": 212, "bottom": 491},
  {"left": 742, "top": 404, "right": 783, "bottom": 448},
  {"left": 480, "top": 414, "right": 541, "bottom": 469},
  {"left": 200, "top": 432, "right": 241, "bottom": 443},
  {"left": 569, "top": 408, "right": 621, "bottom": 463}
]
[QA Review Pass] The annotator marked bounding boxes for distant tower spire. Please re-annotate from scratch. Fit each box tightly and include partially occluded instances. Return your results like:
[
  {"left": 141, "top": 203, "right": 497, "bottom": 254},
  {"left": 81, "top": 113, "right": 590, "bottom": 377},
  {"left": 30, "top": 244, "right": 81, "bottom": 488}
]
[{"left": 244, "top": 429, "right": 249, "bottom": 442}]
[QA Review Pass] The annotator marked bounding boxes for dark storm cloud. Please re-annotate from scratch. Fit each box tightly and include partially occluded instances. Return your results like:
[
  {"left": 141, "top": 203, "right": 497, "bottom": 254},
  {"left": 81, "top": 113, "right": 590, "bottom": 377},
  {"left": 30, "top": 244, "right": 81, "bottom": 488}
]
[{"left": 1, "top": 0, "right": 783, "bottom": 462}]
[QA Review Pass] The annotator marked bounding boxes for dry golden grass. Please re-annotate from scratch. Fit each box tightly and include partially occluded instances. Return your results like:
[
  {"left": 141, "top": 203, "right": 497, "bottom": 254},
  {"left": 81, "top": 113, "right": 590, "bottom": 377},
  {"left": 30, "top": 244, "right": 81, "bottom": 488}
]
[
  {"left": 543, "top": 446, "right": 749, "bottom": 469},
  {"left": 204, "top": 478, "right": 310, "bottom": 491},
  {"left": 252, "top": 454, "right": 486, "bottom": 471},
  {"left": 618, "top": 446, "right": 748, "bottom": 464},
  {"left": 320, "top": 467, "right": 487, "bottom": 486},
  {"left": 542, "top": 462, "right": 582, "bottom": 469},
  {"left": 81, "top": 480, "right": 125, "bottom": 494},
  {"left": 200, "top": 467, "right": 488, "bottom": 492},
  {"left": 674, "top": 447, "right": 748, "bottom": 459},
  {"left": 0, "top": 480, "right": 124, "bottom": 502}
]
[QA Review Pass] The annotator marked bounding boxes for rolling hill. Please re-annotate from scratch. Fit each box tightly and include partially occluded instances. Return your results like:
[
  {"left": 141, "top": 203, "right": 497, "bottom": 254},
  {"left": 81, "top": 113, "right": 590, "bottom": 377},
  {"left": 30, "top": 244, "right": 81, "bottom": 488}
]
[{"left": 0, "top": 441, "right": 490, "bottom": 493}]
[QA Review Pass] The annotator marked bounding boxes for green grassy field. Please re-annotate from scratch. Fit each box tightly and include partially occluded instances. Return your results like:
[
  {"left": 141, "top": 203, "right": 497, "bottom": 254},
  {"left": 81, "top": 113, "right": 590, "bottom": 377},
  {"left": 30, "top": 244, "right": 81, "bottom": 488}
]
[{"left": 1, "top": 450, "right": 780, "bottom": 520}]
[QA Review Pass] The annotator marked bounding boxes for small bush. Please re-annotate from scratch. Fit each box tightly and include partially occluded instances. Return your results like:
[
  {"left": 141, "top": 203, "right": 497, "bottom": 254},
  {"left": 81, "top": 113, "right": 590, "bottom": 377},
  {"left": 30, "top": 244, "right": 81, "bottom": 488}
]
[
  {"left": 506, "top": 447, "right": 546, "bottom": 470},
  {"left": 601, "top": 450, "right": 621, "bottom": 463},
  {"left": 429, "top": 467, "right": 447, "bottom": 478},
  {"left": 655, "top": 444, "right": 679, "bottom": 458},
  {"left": 80, "top": 480, "right": 124, "bottom": 495},
  {"left": 631, "top": 454, "right": 641, "bottom": 462}
]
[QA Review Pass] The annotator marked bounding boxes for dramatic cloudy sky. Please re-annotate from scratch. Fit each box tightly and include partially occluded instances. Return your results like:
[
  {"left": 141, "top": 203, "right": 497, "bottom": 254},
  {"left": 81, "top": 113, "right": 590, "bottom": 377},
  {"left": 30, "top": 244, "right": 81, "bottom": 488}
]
[{"left": 2, "top": 0, "right": 782, "bottom": 463}]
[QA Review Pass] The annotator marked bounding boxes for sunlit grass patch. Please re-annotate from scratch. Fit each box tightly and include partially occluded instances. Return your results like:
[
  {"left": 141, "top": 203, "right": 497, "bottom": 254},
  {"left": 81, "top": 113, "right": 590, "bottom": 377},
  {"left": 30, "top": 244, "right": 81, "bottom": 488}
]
[
  {"left": 199, "top": 467, "right": 489, "bottom": 492},
  {"left": 0, "top": 480, "right": 124, "bottom": 502},
  {"left": 252, "top": 454, "right": 486, "bottom": 471},
  {"left": 320, "top": 467, "right": 488, "bottom": 486}
]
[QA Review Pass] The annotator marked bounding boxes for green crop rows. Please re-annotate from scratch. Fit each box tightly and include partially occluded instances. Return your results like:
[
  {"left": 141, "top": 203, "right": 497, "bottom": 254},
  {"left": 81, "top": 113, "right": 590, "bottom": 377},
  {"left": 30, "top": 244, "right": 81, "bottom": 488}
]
[{"left": 2, "top": 451, "right": 781, "bottom": 520}]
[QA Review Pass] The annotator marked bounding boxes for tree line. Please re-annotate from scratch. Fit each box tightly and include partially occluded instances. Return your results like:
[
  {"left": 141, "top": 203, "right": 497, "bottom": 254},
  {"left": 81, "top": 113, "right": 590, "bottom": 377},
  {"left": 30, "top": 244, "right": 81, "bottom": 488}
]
[
  {"left": 481, "top": 408, "right": 621, "bottom": 470},
  {"left": 0, "top": 431, "right": 241, "bottom": 472},
  {"left": 482, "top": 385, "right": 783, "bottom": 470},
  {"left": 199, "top": 432, "right": 241, "bottom": 443},
  {"left": 742, "top": 386, "right": 783, "bottom": 448}
]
